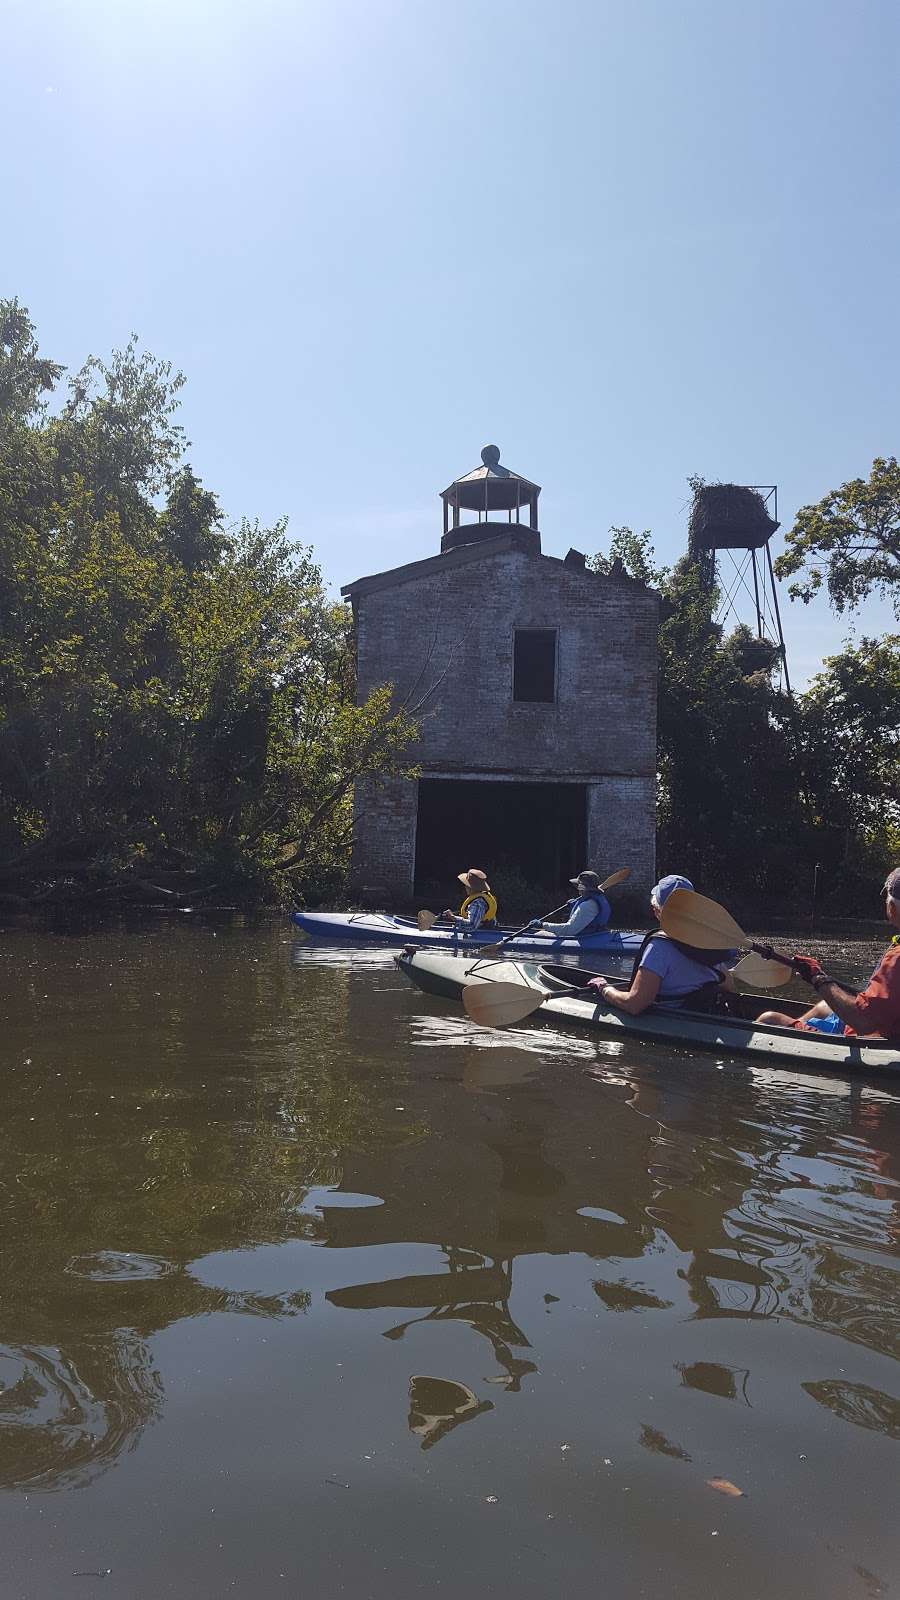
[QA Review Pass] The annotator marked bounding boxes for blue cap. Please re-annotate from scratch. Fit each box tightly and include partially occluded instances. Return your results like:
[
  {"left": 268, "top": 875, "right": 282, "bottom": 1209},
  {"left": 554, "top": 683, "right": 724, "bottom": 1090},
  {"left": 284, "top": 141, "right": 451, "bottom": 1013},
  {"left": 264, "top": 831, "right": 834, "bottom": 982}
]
[{"left": 651, "top": 873, "right": 694, "bottom": 907}]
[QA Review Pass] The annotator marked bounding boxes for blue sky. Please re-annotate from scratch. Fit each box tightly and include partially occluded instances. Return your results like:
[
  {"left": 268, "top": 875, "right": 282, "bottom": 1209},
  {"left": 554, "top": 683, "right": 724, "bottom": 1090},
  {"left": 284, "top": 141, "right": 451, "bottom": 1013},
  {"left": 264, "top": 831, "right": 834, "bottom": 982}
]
[{"left": 4, "top": 0, "right": 898, "bottom": 685}]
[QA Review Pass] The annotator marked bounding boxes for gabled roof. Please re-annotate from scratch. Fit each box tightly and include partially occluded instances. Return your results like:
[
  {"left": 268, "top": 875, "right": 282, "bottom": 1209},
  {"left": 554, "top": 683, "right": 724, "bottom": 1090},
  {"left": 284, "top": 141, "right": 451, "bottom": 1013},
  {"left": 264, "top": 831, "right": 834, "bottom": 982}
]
[{"left": 341, "top": 531, "right": 656, "bottom": 601}]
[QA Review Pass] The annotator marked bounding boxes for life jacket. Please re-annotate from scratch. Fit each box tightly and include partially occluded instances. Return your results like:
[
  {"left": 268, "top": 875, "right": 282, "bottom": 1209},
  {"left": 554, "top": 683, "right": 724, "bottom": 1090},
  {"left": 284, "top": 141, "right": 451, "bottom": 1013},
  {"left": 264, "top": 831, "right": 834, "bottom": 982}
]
[
  {"left": 629, "top": 929, "right": 732, "bottom": 1011},
  {"left": 568, "top": 893, "right": 610, "bottom": 936},
  {"left": 460, "top": 889, "right": 498, "bottom": 926}
]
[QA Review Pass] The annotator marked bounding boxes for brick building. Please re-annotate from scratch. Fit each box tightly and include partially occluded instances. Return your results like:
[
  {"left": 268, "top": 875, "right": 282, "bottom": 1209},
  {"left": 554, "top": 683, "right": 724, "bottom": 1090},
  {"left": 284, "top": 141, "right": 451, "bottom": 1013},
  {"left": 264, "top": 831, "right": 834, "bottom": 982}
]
[{"left": 342, "top": 446, "right": 660, "bottom": 909}]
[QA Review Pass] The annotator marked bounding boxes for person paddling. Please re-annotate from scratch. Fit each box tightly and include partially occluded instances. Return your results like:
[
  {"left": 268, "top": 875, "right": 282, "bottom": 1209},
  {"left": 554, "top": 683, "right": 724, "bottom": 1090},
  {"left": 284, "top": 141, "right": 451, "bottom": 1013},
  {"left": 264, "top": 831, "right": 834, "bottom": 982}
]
[
  {"left": 757, "top": 867, "right": 900, "bottom": 1041},
  {"left": 532, "top": 870, "right": 612, "bottom": 939},
  {"left": 586, "top": 874, "right": 735, "bottom": 1014},
  {"left": 442, "top": 868, "right": 498, "bottom": 933}
]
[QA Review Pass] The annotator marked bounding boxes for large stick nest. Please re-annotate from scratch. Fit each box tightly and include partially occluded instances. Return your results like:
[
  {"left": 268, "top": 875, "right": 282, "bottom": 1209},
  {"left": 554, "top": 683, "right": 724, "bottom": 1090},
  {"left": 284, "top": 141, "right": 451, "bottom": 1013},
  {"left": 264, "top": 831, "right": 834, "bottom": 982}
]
[{"left": 689, "top": 484, "right": 778, "bottom": 552}]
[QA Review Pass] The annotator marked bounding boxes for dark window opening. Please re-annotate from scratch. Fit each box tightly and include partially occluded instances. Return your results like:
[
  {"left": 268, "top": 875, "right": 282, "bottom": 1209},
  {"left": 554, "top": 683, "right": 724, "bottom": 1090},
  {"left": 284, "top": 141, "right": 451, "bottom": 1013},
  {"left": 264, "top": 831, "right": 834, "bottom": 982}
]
[
  {"left": 514, "top": 629, "right": 556, "bottom": 702},
  {"left": 414, "top": 779, "right": 586, "bottom": 901}
]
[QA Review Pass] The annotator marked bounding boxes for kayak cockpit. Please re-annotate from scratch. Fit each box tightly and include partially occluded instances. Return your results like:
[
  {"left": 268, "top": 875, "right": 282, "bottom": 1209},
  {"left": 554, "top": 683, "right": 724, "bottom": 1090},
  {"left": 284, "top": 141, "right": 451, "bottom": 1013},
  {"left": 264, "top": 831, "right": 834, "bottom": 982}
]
[{"left": 535, "top": 961, "right": 808, "bottom": 1025}]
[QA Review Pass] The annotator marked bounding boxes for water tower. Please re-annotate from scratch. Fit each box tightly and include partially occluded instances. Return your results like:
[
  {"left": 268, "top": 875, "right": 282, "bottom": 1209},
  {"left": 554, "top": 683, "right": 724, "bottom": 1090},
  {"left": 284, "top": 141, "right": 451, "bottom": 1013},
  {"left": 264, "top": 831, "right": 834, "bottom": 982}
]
[{"left": 688, "top": 483, "right": 792, "bottom": 693}]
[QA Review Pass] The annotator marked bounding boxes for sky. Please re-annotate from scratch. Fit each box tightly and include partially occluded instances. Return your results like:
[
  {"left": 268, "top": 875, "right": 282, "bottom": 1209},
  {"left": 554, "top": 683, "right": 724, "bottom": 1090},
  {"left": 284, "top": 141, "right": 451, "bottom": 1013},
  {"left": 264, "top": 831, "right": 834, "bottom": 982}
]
[{"left": 4, "top": 0, "right": 898, "bottom": 686}]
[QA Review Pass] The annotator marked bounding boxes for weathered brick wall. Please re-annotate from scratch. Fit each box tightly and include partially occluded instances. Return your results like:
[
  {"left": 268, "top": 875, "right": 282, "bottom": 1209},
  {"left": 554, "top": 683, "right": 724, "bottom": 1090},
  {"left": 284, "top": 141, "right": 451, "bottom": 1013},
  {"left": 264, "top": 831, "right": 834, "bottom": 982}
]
[
  {"left": 587, "top": 776, "right": 657, "bottom": 909},
  {"left": 350, "top": 776, "right": 417, "bottom": 904},
  {"left": 349, "top": 542, "right": 659, "bottom": 900}
]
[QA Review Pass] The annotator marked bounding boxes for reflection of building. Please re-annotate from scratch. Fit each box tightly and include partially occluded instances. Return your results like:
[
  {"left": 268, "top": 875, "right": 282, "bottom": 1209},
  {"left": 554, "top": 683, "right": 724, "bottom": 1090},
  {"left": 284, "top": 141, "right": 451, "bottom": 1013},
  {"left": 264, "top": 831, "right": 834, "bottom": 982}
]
[{"left": 343, "top": 445, "right": 660, "bottom": 904}]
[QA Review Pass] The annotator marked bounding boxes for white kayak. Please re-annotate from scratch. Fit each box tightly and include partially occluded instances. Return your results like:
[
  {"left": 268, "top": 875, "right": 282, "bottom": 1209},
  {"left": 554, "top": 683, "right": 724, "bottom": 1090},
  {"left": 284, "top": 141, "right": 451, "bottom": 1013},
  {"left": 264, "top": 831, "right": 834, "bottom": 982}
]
[
  {"left": 291, "top": 909, "right": 644, "bottom": 955},
  {"left": 395, "top": 949, "right": 900, "bottom": 1076}
]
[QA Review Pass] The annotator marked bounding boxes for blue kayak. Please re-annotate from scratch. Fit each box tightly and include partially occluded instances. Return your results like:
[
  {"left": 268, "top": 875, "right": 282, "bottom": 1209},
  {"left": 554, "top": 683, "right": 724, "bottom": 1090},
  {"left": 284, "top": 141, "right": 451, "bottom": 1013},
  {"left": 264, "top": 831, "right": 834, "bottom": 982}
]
[{"left": 291, "top": 909, "right": 643, "bottom": 955}]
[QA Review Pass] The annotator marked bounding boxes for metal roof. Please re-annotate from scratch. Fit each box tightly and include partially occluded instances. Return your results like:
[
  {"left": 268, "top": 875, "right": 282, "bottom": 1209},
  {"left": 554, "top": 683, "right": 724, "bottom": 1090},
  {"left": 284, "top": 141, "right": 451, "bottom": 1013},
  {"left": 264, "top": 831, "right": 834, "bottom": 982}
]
[{"left": 441, "top": 444, "right": 540, "bottom": 498}]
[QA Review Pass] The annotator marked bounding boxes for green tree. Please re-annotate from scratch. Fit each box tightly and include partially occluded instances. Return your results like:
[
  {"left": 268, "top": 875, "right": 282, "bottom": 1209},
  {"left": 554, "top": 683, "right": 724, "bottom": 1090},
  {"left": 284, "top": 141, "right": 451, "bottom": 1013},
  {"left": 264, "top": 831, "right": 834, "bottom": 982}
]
[
  {"left": 0, "top": 300, "right": 417, "bottom": 905},
  {"left": 588, "top": 525, "right": 667, "bottom": 589},
  {"left": 797, "top": 635, "right": 900, "bottom": 897},
  {"left": 775, "top": 456, "right": 900, "bottom": 617},
  {"left": 590, "top": 528, "right": 803, "bottom": 907}
]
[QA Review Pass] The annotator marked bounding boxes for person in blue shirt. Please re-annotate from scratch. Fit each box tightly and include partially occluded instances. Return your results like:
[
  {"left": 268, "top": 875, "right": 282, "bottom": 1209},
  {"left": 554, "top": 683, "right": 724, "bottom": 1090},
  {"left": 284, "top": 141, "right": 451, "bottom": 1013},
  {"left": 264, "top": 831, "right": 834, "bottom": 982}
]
[
  {"left": 533, "top": 870, "right": 611, "bottom": 939},
  {"left": 587, "top": 874, "right": 734, "bottom": 1012}
]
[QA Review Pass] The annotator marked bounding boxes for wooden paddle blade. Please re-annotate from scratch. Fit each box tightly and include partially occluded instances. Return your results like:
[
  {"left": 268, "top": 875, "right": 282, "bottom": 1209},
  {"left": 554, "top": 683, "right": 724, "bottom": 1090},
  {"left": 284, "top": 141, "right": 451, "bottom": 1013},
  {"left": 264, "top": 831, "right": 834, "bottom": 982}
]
[
  {"left": 660, "top": 887, "right": 747, "bottom": 950},
  {"left": 462, "top": 981, "right": 546, "bottom": 1028},
  {"left": 732, "top": 951, "right": 793, "bottom": 989},
  {"left": 417, "top": 910, "right": 438, "bottom": 931},
  {"left": 598, "top": 867, "right": 630, "bottom": 892}
]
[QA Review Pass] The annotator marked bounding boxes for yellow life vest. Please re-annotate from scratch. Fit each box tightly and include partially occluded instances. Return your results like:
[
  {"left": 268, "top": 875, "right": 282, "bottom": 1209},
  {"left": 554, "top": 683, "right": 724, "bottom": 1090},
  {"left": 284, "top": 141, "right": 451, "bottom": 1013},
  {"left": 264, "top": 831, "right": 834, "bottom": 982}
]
[{"left": 460, "top": 889, "right": 498, "bottom": 926}]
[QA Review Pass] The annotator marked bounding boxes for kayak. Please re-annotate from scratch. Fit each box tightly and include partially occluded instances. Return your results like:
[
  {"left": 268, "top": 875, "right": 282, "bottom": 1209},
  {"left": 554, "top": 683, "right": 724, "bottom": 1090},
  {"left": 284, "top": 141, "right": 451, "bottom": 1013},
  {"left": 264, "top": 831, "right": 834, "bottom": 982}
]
[
  {"left": 395, "top": 949, "right": 900, "bottom": 1075},
  {"left": 291, "top": 910, "right": 644, "bottom": 955}
]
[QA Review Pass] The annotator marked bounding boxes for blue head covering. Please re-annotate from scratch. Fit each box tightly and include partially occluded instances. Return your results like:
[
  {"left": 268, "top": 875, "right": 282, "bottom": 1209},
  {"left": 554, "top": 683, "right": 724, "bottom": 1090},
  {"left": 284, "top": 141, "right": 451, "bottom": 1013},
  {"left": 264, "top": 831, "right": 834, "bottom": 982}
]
[{"left": 651, "top": 873, "right": 693, "bottom": 908}]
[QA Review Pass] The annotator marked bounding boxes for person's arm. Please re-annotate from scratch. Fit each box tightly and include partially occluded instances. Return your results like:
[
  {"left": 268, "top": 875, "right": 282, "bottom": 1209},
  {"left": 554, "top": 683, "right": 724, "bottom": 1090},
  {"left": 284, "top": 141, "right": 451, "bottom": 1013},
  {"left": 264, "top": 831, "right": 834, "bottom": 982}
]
[
  {"left": 540, "top": 901, "right": 597, "bottom": 937},
  {"left": 465, "top": 897, "right": 487, "bottom": 931},
  {"left": 795, "top": 950, "right": 898, "bottom": 1035},
  {"left": 587, "top": 966, "right": 661, "bottom": 1015}
]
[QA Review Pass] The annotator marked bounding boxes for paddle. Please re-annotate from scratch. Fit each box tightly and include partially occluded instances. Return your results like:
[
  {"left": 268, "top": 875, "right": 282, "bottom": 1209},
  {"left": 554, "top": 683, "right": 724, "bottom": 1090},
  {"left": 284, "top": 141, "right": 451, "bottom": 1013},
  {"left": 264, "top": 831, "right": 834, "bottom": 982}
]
[
  {"left": 417, "top": 905, "right": 527, "bottom": 935},
  {"left": 480, "top": 867, "right": 632, "bottom": 955},
  {"left": 463, "top": 979, "right": 554, "bottom": 1027},
  {"left": 730, "top": 950, "right": 793, "bottom": 989},
  {"left": 464, "top": 888, "right": 795, "bottom": 1029},
  {"left": 659, "top": 888, "right": 794, "bottom": 987}
]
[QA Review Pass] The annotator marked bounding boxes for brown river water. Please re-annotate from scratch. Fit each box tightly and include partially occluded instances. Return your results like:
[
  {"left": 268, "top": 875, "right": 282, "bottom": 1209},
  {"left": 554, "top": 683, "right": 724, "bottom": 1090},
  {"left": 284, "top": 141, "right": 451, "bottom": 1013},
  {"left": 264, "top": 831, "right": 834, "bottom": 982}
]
[{"left": 1, "top": 917, "right": 899, "bottom": 1599}]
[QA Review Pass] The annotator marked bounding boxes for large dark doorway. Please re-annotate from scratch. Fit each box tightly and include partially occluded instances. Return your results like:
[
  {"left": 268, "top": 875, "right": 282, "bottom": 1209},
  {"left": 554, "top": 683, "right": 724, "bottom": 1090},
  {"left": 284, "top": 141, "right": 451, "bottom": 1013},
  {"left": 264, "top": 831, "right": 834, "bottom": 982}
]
[{"left": 414, "top": 779, "right": 587, "bottom": 900}]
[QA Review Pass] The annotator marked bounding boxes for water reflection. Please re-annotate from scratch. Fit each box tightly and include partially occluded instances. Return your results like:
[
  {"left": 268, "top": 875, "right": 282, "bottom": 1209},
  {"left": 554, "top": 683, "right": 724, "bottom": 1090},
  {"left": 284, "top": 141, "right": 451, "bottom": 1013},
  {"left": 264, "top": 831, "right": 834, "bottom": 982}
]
[
  {"left": 639, "top": 1424, "right": 691, "bottom": 1461},
  {"left": 328, "top": 1256, "right": 539, "bottom": 1394},
  {"left": 407, "top": 1376, "right": 493, "bottom": 1449},
  {"left": 0, "top": 1333, "right": 162, "bottom": 1491},
  {"left": 802, "top": 1379, "right": 900, "bottom": 1439},
  {"left": 677, "top": 1360, "right": 751, "bottom": 1403},
  {"left": 1, "top": 914, "right": 899, "bottom": 1576}
]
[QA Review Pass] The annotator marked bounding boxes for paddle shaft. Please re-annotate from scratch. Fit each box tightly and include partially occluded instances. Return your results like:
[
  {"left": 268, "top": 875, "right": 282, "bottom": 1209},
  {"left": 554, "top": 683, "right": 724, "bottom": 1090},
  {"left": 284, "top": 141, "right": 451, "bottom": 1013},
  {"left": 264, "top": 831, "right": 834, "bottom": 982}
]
[
  {"left": 749, "top": 941, "right": 797, "bottom": 970},
  {"left": 483, "top": 868, "right": 631, "bottom": 954},
  {"left": 484, "top": 902, "right": 570, "bottom": 951}
]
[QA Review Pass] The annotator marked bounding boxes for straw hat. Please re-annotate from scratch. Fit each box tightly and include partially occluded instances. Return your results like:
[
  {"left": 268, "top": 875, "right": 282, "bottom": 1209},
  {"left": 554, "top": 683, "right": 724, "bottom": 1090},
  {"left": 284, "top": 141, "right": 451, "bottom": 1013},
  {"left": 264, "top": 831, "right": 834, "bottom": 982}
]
[{"left": 457, "top": 867, "right": 491, "bottom": 891}]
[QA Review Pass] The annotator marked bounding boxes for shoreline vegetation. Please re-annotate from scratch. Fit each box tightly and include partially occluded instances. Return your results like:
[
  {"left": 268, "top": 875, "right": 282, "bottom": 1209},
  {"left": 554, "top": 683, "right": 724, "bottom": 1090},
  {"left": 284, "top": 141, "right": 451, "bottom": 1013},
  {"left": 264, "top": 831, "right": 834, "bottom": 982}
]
[{"left": 2, "top": 303, "right": 897, "bottom": 921}]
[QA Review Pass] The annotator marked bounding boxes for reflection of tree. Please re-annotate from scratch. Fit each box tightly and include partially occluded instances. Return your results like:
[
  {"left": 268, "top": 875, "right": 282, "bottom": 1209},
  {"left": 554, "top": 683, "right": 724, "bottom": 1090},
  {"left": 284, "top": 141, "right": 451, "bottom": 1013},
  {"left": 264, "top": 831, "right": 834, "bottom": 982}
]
[
  {"left": 676, "top": 1361, "right": 750, "bottom": 1404},
  {"left": 1, "top": 941, "right": 416, "bottom": 1490},
  {"left": 6, "top": 921, "right": 900, "bottom": 1488},
  {"left": 0, "top": 1333, "right": 162, "bottom": 1491},
  {"left": 802, "top": 1379, "right": 900, "bottom": 1440}
]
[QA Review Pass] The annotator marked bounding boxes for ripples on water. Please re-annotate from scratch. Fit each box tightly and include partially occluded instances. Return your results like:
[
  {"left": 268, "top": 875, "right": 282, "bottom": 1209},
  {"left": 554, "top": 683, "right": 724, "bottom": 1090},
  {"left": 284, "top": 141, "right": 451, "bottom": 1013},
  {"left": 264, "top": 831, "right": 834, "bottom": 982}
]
[{"left": 0, "top": 919, "right": 898, "bottom": 1598}]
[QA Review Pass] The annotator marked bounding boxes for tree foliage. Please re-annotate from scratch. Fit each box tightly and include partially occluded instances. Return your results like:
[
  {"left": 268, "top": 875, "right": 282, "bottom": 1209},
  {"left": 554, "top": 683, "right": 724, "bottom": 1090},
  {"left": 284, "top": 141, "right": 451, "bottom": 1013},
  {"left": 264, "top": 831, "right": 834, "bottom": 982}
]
[
  {"left": 775, "top": 456, "right": 900, "bottom": 617},
  {"left": 799, "top": 635, "right": 900, "bottom": 878},
  {"left": 0, "top": 301, "right": 417, "bottom": 905},
  {"left": 591, "top": 525, "right": 899, "bottom": 913}
]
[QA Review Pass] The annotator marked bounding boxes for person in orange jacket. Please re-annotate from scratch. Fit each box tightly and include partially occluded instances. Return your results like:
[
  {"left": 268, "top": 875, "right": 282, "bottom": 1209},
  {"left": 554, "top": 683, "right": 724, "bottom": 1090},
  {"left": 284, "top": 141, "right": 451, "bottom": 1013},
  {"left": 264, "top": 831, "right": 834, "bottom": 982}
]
[{"left": 757, "top": 867, "right": 900, "bottom": 1041}]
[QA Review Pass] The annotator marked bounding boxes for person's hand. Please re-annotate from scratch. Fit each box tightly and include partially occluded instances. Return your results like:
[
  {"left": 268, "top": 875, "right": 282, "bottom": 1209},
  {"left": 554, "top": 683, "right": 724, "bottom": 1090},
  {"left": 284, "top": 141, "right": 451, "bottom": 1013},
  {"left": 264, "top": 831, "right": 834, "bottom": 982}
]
[
  {"left": 442, "top": 909, "right": 454, "bottom": 921},
  {"left": 586, "top": 976, "right": 606, "bottom": 992},
  {"left": 791, "top": 954, "right": 825, "bottom": 987},
  {"left": 528, "top": 920, "right": 543, "bottom": 930}
]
